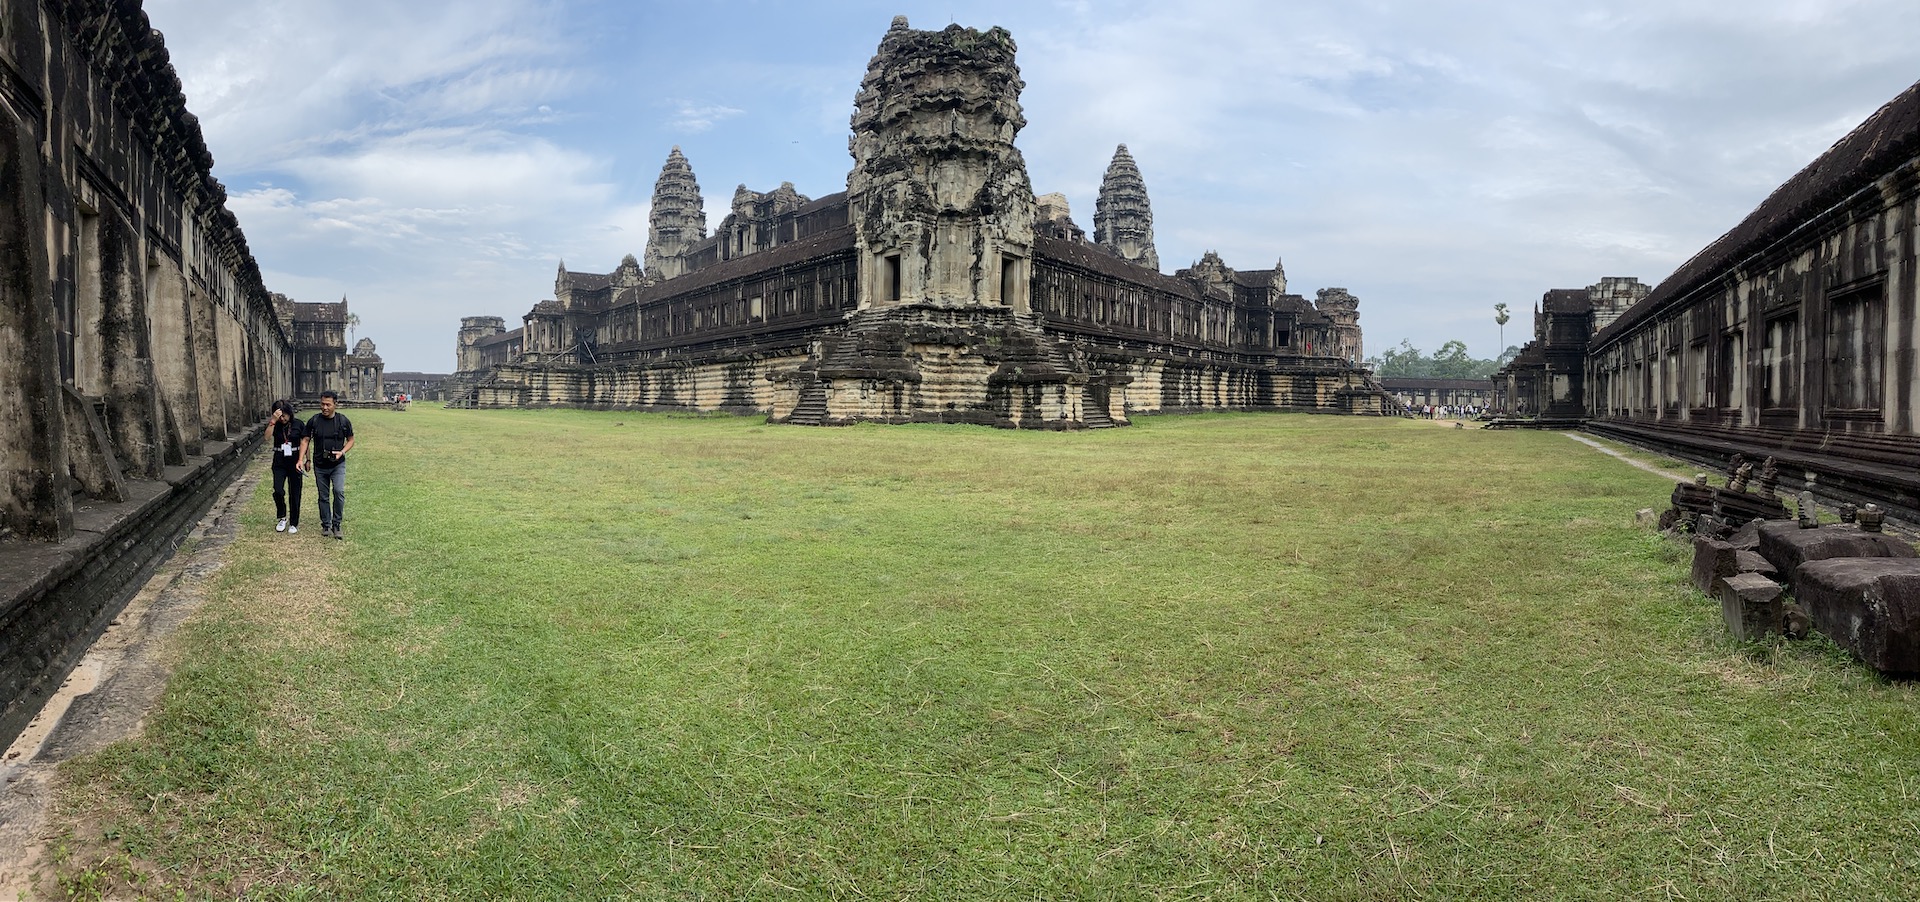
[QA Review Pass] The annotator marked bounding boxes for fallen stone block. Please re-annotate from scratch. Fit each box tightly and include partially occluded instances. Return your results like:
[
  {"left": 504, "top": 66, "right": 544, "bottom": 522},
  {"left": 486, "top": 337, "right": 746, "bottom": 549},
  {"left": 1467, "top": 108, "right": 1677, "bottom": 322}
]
[
  {"left": 1756, "top": 522, "right": 1918, "bottom": 589},
  {"left": 1794, "top": 558, "right": 1920, "bottom": 675},
  {"left": 1692, "top": 537, "right": 1738, "bottom": 595},
  {"left": 1725, "top": 520, "right": 1764, "bottom": 551},
  {"left": 1735, "top": 550, "right": 1777, "bottom": 580},
  {"left": 1716, "top": 573, "right": 1784, "bottom": 641}
]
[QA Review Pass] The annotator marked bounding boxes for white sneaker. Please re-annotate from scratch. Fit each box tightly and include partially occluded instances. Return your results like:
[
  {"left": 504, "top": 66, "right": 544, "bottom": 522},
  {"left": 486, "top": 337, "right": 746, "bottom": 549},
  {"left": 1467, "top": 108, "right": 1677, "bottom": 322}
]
[
  {"left": 276, "top": 518, "right": 288, "bottom": 532},
  {"left": 288, "top": 525, "right": 298, "bottom": 534}
]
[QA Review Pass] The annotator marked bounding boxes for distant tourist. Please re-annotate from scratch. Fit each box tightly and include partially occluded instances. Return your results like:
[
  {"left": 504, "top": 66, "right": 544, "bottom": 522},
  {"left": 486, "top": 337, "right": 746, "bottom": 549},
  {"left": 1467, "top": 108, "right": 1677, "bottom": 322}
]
[
  {"left": 305, "top": 390, "right": 355, "bottom": 540},
  {"left": 266, "top": 400, "right": 307, "bottom": 534}
]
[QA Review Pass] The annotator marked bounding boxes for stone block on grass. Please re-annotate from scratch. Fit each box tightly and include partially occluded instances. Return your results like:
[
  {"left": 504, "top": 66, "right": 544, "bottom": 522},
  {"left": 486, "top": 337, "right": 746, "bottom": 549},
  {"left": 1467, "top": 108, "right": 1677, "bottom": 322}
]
[
  {"left": 1725, "top": 519, "right": 1764, "bottom": 551},
  {"left": 1755, "top": 522, "right": 1917, "bottom": 589},
  {"left": 1794, "top": 558, "right": 1920, "bottom": 675},
  {"left": 1692, "top": 537, "right": 1737, "bottom": 595},
  {"left": 1716, "top": 573, "right": 1784, "bottom": 641},
  {"left": 1735, "top": 550, "right": 1777, "bottom": 580}
]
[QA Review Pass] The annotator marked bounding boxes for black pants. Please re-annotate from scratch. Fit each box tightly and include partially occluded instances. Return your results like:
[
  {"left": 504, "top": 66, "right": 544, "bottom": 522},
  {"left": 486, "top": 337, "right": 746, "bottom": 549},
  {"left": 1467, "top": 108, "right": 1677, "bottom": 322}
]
[{"left": 272, "top": 465, "right": 304, "bottom": 526}]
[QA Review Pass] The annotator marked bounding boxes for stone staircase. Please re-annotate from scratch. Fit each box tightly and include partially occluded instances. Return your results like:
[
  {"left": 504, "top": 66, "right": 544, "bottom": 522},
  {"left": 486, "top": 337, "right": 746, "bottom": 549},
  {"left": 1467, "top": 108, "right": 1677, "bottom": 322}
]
[
  {"left": 1082, "top": 384, "right": 1115, "bottom": 428},
  {"left": 788, "top": 382, "right": 830, "bottom": 426},
  {"left": 442, "top": 385, "right": 480, "bottom": 409}
]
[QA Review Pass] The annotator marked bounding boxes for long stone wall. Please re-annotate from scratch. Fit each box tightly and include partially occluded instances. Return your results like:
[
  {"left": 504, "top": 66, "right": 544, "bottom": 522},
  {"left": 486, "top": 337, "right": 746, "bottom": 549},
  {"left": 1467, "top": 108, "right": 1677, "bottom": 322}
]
[
  {"left": 0, "top": 2, "right": 292, "bottom": 751},
  {"left": 1586, "top": 81, "right": 1920, "bottom": 521},
  {"left": 0, "top": 432, "right": 259, "bottom": 752},
  {"left": 1, "top": 1, "right": 292, "bottom": 541}
]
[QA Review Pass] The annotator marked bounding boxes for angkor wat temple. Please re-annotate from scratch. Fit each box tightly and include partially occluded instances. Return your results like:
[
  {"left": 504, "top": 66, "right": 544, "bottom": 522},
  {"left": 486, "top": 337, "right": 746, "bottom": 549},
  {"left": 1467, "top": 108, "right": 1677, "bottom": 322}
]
[{"left": 451, "top": 17, "right": 1388, "bottom": 427}]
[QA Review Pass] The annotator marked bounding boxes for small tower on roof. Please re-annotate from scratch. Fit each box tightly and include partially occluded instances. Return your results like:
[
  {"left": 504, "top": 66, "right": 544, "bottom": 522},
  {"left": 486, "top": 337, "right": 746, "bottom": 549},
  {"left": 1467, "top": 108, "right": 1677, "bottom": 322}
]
[
  {"left": 1094, "top": 143, "right": 1159, "bottom": 271},
  {"left": 645, "top": 146, "right": 707, "bottom": 281}
]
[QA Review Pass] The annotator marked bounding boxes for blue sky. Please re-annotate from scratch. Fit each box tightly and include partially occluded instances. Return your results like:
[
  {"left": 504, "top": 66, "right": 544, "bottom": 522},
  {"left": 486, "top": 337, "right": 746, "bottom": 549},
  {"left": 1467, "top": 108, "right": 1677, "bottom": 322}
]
[{"left": 144, "top": 0, "right": 1920, "bottom": 372}]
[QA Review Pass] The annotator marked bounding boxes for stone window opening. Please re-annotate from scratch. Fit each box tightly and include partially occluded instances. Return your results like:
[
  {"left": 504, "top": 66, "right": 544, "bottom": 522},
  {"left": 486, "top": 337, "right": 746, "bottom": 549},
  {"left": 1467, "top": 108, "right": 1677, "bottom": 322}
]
[
  {"left": 881, "top": 253, "right": 902, "bottom": 302},
  {"left": 1825, "top": 284, "right": 1885, "bottom": 413},
  {"left": 72, "top": 206, "right": 103, "bottom": 392},
  {"left": 1717, "top": 331, "right": 1743, "bottom": 409},
  {"left": 1761, "top": 314, "right": 1798, "bottom": 409}
]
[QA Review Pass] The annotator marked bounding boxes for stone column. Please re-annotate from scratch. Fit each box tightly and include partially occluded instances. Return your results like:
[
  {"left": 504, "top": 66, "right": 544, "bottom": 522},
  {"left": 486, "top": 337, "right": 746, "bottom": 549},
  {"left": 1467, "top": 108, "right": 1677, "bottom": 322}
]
[
  {"left": 188, "top": 281, "right": 226, "bottom": 440},
  {"left": 0, "top": 115, "right": 73, "bottom": 539},
  {"left": 146, "top": 258, "right": 203, "bottom": 460},
  {"left": 95, "top": 206, "right": 163, "bottom": 478}
]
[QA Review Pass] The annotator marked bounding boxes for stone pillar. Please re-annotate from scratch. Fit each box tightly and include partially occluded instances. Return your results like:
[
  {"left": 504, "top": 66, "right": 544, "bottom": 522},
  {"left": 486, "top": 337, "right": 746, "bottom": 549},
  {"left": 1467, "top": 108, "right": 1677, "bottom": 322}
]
[
  {"left": 188, "top": 282, "right": 226, "bottom": 440},
  {"left": 146, "top": 257, "right": 203, "bottom": 461},
  {"left": 95, "top": 206, "right": 163, "bottom": 479},
  {"left": 0, "top": 115, "right": 73, "bottom": 539}
]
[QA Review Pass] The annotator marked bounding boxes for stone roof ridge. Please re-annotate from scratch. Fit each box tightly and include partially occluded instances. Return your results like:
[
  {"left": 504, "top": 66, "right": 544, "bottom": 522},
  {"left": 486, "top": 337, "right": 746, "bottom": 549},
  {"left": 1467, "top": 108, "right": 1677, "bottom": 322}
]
[
  {"left": 1542, "top": 287, "right": 1592, "bottom": 313},
  {"left": 53, "top": 7, "right": 283, "bottom": 336},
  {"left": 291, "top": 301, "right": 347, "bottom": 323},
  {"left": 474, "top": 326, "right": 525, "bottom": 348}
]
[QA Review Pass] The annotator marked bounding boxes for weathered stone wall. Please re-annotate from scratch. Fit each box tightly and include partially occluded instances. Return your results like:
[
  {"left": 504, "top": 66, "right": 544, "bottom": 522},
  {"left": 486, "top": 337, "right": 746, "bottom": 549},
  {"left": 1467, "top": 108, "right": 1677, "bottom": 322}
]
[
  {"left": 0, "top": 431, "right": 258, "bottom": 753},
  {"left": 0, "top": 2, "right": 291, "bottom": 749},
  {"left": 1586, "top": 82, "right": 1920, "bottom": 521},
  {"left": 847, "top": 18, "right": 1036, "bottom": 311},
  {"left": 0, "top": 1, "right": 292, "bottom": 541},
  {"left": 476, "top": 349, "right": 810, "bottom": 414}
]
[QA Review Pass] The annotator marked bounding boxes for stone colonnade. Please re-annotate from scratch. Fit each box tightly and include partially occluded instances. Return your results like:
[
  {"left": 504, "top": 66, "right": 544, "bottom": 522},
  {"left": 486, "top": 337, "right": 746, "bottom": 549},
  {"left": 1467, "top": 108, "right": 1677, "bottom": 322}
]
[{"left": 0, "top": 1, "right": 291, "bottom": 541}]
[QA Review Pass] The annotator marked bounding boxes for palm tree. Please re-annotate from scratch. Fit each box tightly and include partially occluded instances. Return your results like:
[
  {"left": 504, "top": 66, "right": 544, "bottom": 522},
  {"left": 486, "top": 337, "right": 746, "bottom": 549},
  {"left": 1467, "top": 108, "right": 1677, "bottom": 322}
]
[
  {"left": 346, "top": 312, "right": 361, "bottom": 345},
  {"left": 1493, "top": 303, "right": 1510, "bottom": 351}
]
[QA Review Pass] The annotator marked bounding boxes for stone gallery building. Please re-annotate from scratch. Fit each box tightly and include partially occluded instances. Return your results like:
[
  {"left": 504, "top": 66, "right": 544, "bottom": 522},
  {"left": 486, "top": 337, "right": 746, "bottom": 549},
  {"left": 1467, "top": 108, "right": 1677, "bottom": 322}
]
[
  {"left": 1491, "top": 278, "right": 1650, "bottom": 418},
  {"left": 451, "top": 18, "right": 1388, "bottom": 427},
  {"left": 271, "top": 295, "right": 386, "bottom": 403},
  {"left": 1585, "top": 78, "right": 1920, "bottom": 520},
  {"left": 1491, "top": 79, "right": 1919, "bottom": 520},
  {"left": 1382, "top": 378, "right": 1493, "bottom": 412},
  {"left": 0, "top": 2, "right": 292, "bottom": 748}
]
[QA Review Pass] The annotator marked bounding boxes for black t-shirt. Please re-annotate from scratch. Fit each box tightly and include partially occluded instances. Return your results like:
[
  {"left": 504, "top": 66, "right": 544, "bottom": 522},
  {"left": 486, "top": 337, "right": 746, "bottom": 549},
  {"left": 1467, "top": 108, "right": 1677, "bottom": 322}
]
[
  {"left": 269, "top": 418, "right": 307, "bottom": 470},
  {"left": 306, "top": 412, "right": 354, "bottom": 469}
]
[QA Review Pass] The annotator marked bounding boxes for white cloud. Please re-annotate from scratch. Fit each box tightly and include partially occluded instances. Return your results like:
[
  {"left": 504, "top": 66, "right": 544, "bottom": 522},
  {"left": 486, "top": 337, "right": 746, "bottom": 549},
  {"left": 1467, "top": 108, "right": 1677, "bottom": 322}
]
[{"left": 666, "top": 102, "right": 747, "bottom": 133}]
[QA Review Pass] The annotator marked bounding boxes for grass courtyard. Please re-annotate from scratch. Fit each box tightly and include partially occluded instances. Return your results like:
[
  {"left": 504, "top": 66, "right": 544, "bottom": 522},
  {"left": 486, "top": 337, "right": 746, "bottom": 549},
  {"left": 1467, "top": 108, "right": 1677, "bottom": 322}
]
[{"left": 45, "top": 408, "right": 1920, "bottom": 900}]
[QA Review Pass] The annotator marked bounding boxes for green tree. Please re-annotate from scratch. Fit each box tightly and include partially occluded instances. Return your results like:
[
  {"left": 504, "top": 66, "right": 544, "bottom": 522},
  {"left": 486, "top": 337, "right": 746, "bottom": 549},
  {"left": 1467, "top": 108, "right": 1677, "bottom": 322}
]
[
  {"left": 1366, "top": 340, "right": 1431, "bottom": 377},
  {"left": 1430, "top": 340, "right": 1480, "bottom": 378}
]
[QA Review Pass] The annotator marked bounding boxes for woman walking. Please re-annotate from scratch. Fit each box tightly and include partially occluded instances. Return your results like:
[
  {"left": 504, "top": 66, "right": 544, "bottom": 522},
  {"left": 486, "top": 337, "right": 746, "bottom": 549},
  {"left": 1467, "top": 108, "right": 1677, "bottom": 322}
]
[{"left": 266, "top": 400, "right": 309, "bottom": 534}]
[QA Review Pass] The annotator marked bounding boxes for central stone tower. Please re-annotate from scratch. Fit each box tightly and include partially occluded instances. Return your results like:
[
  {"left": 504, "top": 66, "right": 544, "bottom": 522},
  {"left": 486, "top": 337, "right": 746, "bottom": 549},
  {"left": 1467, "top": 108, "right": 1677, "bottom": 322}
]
[
  {"left": 847, "top": 17, "right": 1036, "bottom": 311},
  {"left": 1093, "top": 144, "right": 1159, "bottom": 271},
  {"left": 644, "top": 147, "right": 707, "bottom": 282}
]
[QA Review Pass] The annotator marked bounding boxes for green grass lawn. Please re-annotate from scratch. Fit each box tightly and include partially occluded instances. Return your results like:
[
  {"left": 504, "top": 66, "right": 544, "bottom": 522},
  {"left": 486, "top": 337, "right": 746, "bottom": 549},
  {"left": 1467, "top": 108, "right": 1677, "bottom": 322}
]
[{"left": 46, "top": 409, "right": 1920, "bottom": 900}]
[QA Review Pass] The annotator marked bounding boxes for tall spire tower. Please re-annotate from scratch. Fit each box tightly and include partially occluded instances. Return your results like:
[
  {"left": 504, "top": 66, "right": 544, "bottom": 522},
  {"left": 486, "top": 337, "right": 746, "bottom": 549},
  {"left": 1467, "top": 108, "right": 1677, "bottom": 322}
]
[
  {"left": 644, "top": 146, "right": 707, "bottom": 281},
  {"left": 1093, "top": 143, "right": 1159, "bottom": 271}
]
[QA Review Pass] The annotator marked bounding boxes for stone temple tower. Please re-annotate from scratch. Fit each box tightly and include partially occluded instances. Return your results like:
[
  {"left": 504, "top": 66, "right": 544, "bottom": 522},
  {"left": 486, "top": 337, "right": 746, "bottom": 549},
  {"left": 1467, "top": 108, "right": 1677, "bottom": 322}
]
[
  {"left": 1093, "top": 143, "right": 1159, "bottom": 271},
  {"left": 847, "top": 17, "right": 1037, "bottom": 310},
  {"left": 455, "top": 316, "right": 506, "bottom": 373},
  {"left": 644, "top": 147, "right": 707, "bottom": 282},
  {"left": 1315, "top": 288, "right": 1363, "bottom": 366}
]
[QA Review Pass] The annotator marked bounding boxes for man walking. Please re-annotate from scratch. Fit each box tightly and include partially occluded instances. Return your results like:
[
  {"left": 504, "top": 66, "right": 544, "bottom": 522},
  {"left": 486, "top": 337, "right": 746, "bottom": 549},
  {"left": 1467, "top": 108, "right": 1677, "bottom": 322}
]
[{"left": 305, "top": 390, "right": 355, "bottom": 540}]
